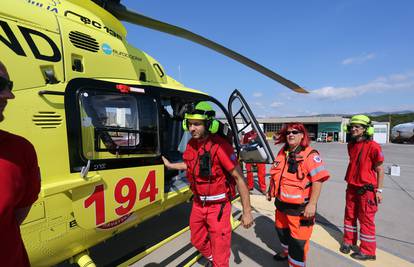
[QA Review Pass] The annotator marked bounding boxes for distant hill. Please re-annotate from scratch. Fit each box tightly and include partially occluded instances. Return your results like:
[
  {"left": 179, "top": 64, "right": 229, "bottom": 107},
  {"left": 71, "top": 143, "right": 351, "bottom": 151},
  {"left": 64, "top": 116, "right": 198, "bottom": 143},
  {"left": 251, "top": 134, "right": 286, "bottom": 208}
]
[{"left": 365, "top": 110, "right": 414, "bottom": 116}]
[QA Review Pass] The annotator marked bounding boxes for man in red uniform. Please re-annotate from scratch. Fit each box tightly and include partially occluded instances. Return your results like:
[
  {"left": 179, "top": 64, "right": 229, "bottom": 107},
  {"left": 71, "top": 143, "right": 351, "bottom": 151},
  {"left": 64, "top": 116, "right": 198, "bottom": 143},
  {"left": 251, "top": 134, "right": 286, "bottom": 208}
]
[
  {"left": 0, "top": 61, "right": 41, "bottom": 266},
  {"left": 163, "top": 102, "right": 253, "bottom": 267},
  {"left": 241, "top": 129, "right": 267, "bottom": 193},
  {"left": 340, "top": 115, "right": 384, "bottom": 261}
]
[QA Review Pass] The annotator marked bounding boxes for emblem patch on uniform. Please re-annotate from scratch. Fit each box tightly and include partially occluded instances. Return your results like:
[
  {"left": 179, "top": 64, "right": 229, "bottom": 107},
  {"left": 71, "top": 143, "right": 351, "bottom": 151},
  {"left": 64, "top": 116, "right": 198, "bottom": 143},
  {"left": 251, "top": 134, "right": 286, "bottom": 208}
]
[
  {"left": 273, "top": 161, "right": 280, "bottom": 168},
  {"left": 230, "top": 153, "right": 237, "bottom": 162},
  {"left": 313, "top": 155, "right": 322, "bottom": 163}
]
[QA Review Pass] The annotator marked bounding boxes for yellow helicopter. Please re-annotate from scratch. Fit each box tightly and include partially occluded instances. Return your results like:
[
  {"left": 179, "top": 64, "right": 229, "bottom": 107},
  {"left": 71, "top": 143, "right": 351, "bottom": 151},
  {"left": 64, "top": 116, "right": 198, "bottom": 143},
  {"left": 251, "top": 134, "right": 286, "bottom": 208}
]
[{"left": 1, "top": 0, "right": 307, "bottom": 266}]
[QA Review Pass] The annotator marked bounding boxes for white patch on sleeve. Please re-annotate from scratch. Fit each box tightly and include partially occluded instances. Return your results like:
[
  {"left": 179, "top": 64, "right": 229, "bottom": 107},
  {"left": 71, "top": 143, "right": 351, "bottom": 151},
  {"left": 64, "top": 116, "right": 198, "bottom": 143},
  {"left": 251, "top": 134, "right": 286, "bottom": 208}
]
[{"left": 313, "top": 155, "right": 322, "bottom": 163}]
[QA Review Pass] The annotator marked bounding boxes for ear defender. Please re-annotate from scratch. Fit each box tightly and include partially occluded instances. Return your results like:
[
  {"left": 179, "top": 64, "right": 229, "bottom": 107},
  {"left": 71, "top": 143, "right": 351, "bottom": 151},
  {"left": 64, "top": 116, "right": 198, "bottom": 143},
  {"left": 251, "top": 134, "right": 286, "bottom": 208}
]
[
  {"left": 208, "top": 119, "right": 219, "bottom": 134},
  {"left": 343, "top": 124, "right": 350, "bottom": 133},
  {"left": 182, "top": 119, "right": 188, "bottom": 131},
  {"left": 366, "top": 125, "right": 374, "bottom": 136}
]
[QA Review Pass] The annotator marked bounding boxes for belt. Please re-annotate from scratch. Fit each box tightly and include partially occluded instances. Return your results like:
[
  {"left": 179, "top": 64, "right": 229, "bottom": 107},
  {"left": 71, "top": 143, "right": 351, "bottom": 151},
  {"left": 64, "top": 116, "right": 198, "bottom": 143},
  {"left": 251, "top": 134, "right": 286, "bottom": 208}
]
[
  {"left": 199, "top": 193, "right": 227, "bottom": 202},
  {"left": 356, "top": 184, "right": 375, "bottom": 195}
]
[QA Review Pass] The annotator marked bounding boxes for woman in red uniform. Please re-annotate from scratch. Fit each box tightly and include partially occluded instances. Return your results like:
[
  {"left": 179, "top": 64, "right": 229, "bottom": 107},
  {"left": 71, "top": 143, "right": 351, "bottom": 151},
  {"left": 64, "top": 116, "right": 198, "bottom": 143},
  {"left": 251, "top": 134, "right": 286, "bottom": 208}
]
[{"left": 267, "top": 123, "right": 330, "bottom": 267}]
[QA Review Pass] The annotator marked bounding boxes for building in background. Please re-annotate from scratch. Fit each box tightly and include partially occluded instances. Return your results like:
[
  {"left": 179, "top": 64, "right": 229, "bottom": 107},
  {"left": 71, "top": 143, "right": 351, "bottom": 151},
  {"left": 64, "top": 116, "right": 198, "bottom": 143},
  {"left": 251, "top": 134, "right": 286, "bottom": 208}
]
[{"left": 228, "top": 116, "right": 390, "bottom": 144}]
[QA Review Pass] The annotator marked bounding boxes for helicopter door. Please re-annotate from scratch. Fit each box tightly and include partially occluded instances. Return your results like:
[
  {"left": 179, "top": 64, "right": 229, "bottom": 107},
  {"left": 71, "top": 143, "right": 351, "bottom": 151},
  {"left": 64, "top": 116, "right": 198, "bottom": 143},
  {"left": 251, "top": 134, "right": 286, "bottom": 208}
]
[{"left": 227, "top": 89, "right": 274, "bottom": 164}]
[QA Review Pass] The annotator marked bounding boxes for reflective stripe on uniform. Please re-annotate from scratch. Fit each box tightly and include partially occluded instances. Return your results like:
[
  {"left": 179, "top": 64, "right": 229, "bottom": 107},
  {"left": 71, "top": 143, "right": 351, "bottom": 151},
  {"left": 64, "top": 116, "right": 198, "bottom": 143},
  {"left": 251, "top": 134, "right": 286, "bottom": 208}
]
[
  {"left": 344, "top": 224, "right": 357, "bottom": 232},
  {"left": 199, "top": 193, "right": 226, "bottom": 201},
  {"left": 360, "top": 233, "right": 376, "bottom": 242},
  {"left": 281, "top": 192, "right": 302, "bottom": 199},
  {"left": 360, "top": 237, "right": 376, "bottom": 242},
  {"left": 309, "top": 165, "right": 327, "bottom": 177},
  {"left": 288, "top": 255, "right": 305, "bottom": 267}
]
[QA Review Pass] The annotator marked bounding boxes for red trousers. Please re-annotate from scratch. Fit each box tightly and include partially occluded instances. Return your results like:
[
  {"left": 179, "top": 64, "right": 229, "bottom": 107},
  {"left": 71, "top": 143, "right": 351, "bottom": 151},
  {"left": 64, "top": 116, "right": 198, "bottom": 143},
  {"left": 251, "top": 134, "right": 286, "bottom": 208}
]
[
  {"left": 245, "top": 163, "right": 266, "bottom": 191},
  {"left": 190, "top": 201, "right": 232, "bottom": 267},
  {"left": 275, "top": 209, "right": 314, "bottom": 267},
  {"left": 343, "top": 185, "right": 378, "bottom": 255}
]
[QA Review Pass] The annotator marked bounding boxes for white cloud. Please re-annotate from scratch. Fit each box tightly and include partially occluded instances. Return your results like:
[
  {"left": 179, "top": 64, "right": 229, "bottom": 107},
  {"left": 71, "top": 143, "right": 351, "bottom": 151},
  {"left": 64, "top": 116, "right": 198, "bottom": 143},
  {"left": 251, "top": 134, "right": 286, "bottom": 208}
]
[
  {"left": 254, "top": 102, "right": 265, "bottom": 109},
  {"left": 311, "top": 71, "right": 414, "bottom": 100},
  {"left": 342, "top": 53, "right": 375, "bottom": 65},
  {"left": 270, "top": 101, "right": 284, "bottom": 108},
  {"left": 253, "top": 92, "right": 263, "bottom": 97}
]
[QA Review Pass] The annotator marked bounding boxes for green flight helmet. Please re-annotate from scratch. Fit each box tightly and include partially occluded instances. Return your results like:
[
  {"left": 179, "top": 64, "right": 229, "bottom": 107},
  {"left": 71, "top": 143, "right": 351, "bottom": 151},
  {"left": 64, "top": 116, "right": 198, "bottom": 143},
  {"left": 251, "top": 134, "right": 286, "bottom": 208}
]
[
  {"left": 182, "top": 101, "right": 219, "bottom": 134},
  {"left": 344, "top": 114, "right": 374, "bottom": 136}
]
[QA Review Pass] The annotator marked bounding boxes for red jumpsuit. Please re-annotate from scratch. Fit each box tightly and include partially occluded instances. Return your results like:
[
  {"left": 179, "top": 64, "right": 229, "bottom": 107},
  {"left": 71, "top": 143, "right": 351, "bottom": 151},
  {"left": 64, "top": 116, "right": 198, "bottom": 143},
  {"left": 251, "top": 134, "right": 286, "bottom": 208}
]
[
  {"left": 242, "top": 130, "right": 266, "bottom": 192},
  {"left": 0, "top": 130, "right": 41, "bottom": 267},
  {"left": 269, "top": 146, "right": 330, "bottom": 267},
  {"left": 183, "top": 134, "right": 237, "bottom": 267},
  {"left": 343, "top": 140, "right": 384, "bottom": 256}
]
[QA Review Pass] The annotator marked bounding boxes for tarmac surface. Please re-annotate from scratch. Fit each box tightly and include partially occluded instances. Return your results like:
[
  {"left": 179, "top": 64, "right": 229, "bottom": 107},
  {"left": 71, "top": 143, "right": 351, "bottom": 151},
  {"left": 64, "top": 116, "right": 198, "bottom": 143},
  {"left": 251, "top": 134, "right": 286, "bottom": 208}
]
[
  {"left": 60, "top": 142, "right": 414, "bottom": 267},
  {"left": 132, "top": 142, "right": 414, "bottom": 267}
]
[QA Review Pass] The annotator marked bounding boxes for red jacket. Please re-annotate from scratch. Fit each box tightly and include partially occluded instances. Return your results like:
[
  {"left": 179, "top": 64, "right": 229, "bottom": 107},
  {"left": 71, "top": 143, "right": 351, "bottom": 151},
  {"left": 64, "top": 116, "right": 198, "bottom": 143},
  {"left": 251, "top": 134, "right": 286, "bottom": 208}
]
[
  {"left": 183, "top": 134, "right": 237, "bottom": 203},
  {"left": 269, "top": 146, "right": 329, "bottom": 204},
  {"left": 345, "top": 140, "right": 384, "bottom": 187}
]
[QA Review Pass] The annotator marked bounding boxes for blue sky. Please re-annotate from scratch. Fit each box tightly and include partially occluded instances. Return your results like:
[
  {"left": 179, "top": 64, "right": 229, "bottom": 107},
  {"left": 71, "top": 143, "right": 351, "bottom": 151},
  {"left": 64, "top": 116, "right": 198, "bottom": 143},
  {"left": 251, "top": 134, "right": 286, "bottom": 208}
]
[{"left": 122, "top": 0, "right": 414, "bottom": 117}]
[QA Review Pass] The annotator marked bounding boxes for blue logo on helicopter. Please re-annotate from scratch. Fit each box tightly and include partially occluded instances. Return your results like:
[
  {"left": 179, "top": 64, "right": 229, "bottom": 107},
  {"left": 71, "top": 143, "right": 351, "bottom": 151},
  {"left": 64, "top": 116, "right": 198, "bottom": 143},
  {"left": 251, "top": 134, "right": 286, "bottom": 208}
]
[{"left": 102, "top": 43, "right": 112, "bottom": 55}]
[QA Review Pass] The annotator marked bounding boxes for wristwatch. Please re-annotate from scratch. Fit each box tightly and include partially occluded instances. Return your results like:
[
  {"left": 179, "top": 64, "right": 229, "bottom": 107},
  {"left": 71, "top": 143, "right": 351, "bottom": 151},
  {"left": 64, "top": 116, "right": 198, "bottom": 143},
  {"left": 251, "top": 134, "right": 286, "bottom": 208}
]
[{"left": 376, "top": 189, "right": 383, "bottom": 193}]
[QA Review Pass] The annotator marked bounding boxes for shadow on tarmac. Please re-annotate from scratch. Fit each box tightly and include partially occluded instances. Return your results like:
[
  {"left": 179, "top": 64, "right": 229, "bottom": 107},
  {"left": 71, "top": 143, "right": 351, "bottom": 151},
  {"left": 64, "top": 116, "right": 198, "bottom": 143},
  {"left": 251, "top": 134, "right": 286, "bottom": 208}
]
[
  {"left": 315, "top": 212, "right": 344, "bottom": 245},
  {"left": 230, "top": 215, "right": 287, "bottom": 266}
]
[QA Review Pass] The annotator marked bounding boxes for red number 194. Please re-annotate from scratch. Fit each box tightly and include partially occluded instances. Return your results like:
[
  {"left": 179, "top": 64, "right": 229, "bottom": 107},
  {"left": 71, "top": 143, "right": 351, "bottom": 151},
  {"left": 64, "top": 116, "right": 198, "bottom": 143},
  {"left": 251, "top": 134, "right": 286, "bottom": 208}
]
[{"left": 84, "top": 170, "right": 159, "bottom": 226}]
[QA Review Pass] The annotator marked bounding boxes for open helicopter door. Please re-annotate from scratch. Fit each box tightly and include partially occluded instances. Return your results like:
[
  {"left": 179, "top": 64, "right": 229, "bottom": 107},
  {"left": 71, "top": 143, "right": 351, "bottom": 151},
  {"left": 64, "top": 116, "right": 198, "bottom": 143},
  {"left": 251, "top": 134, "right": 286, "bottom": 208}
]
[{"left": 227, "top": 90, "right": 274, "bottom": 164}]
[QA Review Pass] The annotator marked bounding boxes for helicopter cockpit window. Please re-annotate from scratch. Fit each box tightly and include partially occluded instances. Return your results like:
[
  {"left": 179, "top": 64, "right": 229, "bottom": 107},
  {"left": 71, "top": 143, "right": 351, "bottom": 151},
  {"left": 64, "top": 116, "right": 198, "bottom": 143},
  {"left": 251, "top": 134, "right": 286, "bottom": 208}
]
[{"left": 79, "top": 89, "right": 158, "bottom": 159}]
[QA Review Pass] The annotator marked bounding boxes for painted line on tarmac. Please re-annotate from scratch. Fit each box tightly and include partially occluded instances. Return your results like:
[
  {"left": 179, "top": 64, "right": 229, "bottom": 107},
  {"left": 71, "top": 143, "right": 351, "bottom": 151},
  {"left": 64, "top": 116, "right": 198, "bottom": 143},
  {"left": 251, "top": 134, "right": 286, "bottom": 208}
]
[
  {"left": 242, "top": 195, "right": 414, "bottom": 267},
  {"left": 312, "top": 224, "right": 414, "bottom": 267}
]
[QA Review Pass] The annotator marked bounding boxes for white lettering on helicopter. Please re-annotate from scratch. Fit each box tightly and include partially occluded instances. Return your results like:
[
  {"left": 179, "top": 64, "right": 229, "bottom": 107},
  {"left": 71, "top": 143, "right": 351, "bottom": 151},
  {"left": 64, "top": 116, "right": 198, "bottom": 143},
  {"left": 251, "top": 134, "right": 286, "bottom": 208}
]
[
  {"left": 84, "top": 170, "right": 159, "bottom": 226},
  {"left": 64, "top": 10, "right": 123, "bottom": 41},
  {"left": 93, "top": 163, "right": 107, "bottom": 170}
]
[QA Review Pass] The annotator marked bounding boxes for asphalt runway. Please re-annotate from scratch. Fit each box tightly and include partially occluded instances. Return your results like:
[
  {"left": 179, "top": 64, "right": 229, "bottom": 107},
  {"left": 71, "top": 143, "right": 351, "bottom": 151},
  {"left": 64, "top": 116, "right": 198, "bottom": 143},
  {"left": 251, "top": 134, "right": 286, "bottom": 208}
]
[
  {"left": 137, "top": 142, "right": 414, "bottom": 267},
  {"left": 59, "top": 142, "right": 414, "bottom": 266}
]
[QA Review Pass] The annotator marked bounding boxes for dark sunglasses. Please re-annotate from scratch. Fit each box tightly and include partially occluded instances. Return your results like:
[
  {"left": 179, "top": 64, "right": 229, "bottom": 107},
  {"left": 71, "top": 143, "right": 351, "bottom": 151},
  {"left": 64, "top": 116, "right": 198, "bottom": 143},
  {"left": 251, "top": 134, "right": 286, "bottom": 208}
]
[
  {"left": 286, "top": 130, "right": 302, "bottom": 135},
  {"left": 0, "top": 76, "right": 13, "bottom": 92}
]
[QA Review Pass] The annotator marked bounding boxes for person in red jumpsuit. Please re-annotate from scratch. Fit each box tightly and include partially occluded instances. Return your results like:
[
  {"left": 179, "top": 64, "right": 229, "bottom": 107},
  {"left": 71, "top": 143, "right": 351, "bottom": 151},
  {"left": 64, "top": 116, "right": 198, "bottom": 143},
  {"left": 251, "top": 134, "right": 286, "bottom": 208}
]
[
  {"left": 340, "top": 115, "right": 384, "bottom": 261},
  {"left": 241, "top": 129, "right": 267, "bottom": 194},
  {"left": 162, "top": 101, "right": 253, "bottom": 267},
  {"left": 0, "top": 60, "right": 41, "bottom": 266},
  {"left": 267, "top": 122, "right": 330, "bottom": 267}
]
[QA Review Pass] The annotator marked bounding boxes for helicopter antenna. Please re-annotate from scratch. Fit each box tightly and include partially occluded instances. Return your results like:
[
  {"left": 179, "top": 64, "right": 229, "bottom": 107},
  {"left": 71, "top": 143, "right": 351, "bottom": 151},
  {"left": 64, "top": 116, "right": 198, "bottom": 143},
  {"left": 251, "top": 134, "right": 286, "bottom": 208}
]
[{"left": 100, "top": 1, "right": 308, "bottom": 93}]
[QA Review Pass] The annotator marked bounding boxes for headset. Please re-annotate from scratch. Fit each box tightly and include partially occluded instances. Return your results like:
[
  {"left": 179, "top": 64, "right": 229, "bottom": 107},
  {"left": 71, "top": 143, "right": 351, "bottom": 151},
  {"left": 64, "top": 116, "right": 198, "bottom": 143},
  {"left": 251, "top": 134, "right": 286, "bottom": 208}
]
[
  {"left": 182, "top": 102, "right": 220, "bottom": 134},
  {"left": 343, "top": 114, "right": 374, "bottom": 136}
]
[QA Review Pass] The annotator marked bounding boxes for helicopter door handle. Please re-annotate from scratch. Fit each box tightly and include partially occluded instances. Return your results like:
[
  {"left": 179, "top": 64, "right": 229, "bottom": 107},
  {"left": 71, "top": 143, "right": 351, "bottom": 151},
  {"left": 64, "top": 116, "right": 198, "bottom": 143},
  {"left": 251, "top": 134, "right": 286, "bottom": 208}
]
[{"left": 81, "top": 160, "right": 91, "bottom": 178}]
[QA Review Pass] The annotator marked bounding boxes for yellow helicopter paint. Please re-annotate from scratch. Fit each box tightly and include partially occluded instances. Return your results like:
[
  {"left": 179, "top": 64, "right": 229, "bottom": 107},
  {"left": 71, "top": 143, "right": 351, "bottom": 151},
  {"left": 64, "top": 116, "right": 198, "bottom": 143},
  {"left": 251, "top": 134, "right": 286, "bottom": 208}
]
[
  {"left": 1, "top": 0, "right": 301, "bottom": 266},
  {"left": 0, "top": 1, "right": 198, "bottom": 265}
]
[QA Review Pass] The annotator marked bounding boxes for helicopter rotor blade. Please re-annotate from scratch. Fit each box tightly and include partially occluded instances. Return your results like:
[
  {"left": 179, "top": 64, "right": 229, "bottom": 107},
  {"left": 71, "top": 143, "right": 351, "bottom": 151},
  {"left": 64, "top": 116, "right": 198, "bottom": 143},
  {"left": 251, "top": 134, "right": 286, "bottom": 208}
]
[{"left": 106, "top": 3, "right": 308, "bottom": 93}]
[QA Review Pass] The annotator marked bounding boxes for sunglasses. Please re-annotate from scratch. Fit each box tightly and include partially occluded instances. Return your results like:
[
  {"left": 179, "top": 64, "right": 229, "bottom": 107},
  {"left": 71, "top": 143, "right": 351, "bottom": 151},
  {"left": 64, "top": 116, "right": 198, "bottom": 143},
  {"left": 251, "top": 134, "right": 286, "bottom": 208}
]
[
  {"left": 286, "top": 130, "right": 302, "bottom": 135},
  {"left": 0, "top": 76, "right": 13, "bottom": 92}
]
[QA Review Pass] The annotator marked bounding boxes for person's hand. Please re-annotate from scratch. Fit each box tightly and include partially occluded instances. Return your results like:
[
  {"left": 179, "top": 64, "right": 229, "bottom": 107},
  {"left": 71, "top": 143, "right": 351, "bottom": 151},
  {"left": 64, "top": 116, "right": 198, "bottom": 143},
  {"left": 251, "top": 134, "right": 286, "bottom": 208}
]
[
  {"left": 303, "top": 203, "right": 316, "bottom": 218},
  {"left": 266, "top": 191, "right": 272, "bottom": 201},
  {"left": 376, "top": 192, "right": 383, "bottom": 204},
  {"left": 241, "top": 211, "right": 254, "bottom": 229},
  {"left": 161, "top": 156, "right": 171, "bottom": 169}
]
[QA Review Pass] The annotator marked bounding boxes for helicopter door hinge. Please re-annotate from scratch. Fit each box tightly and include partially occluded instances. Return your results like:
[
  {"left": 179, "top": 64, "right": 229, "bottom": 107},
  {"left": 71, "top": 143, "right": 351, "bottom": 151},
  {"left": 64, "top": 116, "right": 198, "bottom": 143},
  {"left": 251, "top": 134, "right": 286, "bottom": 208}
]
[{"left": 80, "top": 160, "right": 91, "bottom": 179}]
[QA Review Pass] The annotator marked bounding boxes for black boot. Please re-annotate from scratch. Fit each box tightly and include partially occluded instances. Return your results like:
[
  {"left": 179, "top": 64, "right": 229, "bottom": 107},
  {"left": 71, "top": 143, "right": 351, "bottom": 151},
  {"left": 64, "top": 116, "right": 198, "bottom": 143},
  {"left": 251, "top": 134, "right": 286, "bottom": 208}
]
[
  {"left": 339, "top": 243, "right": 351, "bottom": 254},
  {"left": 273, "top": 252, "right": 288, "bottom": 261},
  {"left": 351, "top": 252, "right": 376, "bottom": 261}
]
